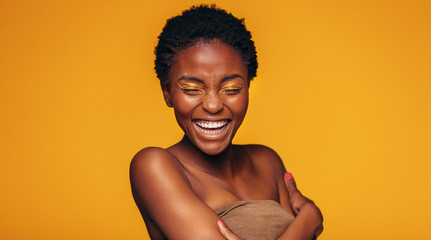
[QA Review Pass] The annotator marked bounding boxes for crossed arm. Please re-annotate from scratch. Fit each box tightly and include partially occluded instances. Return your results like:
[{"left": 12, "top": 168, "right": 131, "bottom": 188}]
[
  {"left": 218, "top": 173, "right": 323, "bottom": 240},
  {"left": 130, "top": 147, "right": 323, "bottom": 240}
]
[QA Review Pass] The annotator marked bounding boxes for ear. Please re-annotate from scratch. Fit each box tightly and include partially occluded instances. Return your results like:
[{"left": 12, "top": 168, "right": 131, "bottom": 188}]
[{"left": 161, "top": 83, "right": 173, "bottom": 107}]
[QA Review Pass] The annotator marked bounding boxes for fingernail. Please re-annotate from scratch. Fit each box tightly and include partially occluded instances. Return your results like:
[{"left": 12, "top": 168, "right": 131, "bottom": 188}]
[
  {"left": 285, "top": 172, "right": 293, "bottom": 180},
  {"left": 218, "top": 220, "right": 226, "bottom": 227}
]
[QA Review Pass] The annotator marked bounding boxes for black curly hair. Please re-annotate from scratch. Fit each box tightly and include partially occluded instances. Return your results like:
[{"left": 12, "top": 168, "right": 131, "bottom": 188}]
[{"left": 154, "top": 4, "right": 258, "bottom": 86}]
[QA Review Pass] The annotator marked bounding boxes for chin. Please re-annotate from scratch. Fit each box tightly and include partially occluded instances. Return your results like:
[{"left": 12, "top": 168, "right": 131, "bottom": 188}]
[
  {"left": 194, "top": 139, "right": 232, "bottom": 156},
  {"left": 184, "top": 119, "right": 237, "bottom": 156},
  {"left": 201, "top": 146, "right": 228, "bottom": 156}
]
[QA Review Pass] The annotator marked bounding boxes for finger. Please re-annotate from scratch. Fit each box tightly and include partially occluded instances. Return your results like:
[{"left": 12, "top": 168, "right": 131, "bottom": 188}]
[
  {"left": 284, "top": 172, "right": 298, "bottom": 195},
  {"left": 217, "top": 220, "right": 242, "bottom": 240},
  {"left": 284, "top": 172, "right": 302, "bottom": 214},
  {"left": 285, "top": 172, "right": 314, "bottom": 215}
]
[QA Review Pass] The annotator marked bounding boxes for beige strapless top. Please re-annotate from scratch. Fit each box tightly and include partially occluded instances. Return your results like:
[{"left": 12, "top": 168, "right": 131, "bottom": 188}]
[{"left": 215, "top": 200, "right": 295, "bottom": 240}]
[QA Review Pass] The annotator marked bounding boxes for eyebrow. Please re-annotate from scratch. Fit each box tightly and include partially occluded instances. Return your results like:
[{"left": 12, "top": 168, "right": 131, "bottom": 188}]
[{"left": 177, "top": 74, "right": 245, "bottom": 83}]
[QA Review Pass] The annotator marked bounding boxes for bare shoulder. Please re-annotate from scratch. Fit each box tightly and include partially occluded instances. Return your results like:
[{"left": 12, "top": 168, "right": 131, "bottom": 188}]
[
  {"left": 241, "top": 145, "right": 292, "bottom": 211},
  {"left": 131, "top": 147, "right": 177, "bottom": 166},
  {"left": 129, "top": 146, "right": 191, "bottom": 198},
  {"left": 242, "top": 144, "right": 279, "bottom": 156},
  {"left": 130, "top": 147, "right": 183, "bottom": 176},
  {"left": 129, "top": 146, "right": 190, "bottom": 215},
  {"left": 241, "top": 144, "right": 286, "bottom": 170}
]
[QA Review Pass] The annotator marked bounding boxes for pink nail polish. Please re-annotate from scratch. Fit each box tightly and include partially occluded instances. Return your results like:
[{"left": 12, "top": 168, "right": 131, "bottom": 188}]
[
  {"left": 285, "top": 172, "right": 293, "bottom": 180},
  {"left": 218, "top": 220, "right": 226, "bottom": 227}
]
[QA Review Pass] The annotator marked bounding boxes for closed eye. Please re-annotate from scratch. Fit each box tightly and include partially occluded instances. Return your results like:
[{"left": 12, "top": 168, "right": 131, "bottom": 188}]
[
  {"left": 181, "top": 88, "right": 204, "bottom": 95},
  {"left": 177, "top": 80, "right": 205, "bottom": 95},
  {"left": 221, "top": 87, "right": 242, "bottom": 95}
]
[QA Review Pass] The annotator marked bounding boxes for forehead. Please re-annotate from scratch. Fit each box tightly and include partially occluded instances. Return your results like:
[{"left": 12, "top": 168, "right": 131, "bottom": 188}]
[{"left": 169, "top": 40, "right": 248, "bottom": 83}]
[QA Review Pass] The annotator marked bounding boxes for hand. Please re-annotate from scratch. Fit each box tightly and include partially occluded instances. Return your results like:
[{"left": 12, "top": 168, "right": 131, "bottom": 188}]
[
  {"left": 284, "top": 172, "right": 313, "bottom": 215},
  {"left": 217, "top": 220, "right": 243, "bottom": 240},
  {"left": 284, "top": 172, "right": 323, "bottom": 238}
]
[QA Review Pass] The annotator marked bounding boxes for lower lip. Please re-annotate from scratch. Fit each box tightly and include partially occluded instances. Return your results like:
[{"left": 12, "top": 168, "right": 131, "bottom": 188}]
[{"left": 193, "top": 121, "right": 230, "bottom": 138}]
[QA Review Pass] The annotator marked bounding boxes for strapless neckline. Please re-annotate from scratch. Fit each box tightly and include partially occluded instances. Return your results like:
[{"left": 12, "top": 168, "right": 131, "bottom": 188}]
[
  {"left": 214, "top": 199, "right": 295, "bottom": 240},
  {"left": 215, "top": 199, "right": 280, "bottom": 212}
]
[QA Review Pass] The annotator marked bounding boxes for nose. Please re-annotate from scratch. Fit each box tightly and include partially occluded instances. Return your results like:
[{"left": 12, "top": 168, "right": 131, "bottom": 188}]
[{"left": 202, "top": 92, "right": 223, "bottom": 114}]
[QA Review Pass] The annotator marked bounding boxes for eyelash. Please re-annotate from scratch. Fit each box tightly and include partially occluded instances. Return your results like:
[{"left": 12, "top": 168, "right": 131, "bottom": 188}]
[
  {"left": 181, "top": 89, "right": 242, "bottom": 95},
  {"left": 221, "top": 88, "right": 241, "bottom": 95},
  {"left": 179, "top": 85, "right": 243, "bottom": 95},
  {"left": 182, "top": 88, "right": 203, "bottom": 95}
]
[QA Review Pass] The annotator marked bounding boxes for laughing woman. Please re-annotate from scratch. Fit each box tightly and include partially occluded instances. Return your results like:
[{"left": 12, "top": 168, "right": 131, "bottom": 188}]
[{"left": 130, "top": 5, "right": 323, "bottom": 240}]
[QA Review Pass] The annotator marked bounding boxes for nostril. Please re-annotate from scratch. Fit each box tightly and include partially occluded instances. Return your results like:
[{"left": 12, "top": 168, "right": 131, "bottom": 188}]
[{"left": 203, "top": 96, "right": 223, "bottom": 114}]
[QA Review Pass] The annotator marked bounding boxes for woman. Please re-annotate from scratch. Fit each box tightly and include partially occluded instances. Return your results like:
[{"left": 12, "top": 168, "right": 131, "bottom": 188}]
[{"left": 130, "top": 5, "right": 323, "bottom": 240}]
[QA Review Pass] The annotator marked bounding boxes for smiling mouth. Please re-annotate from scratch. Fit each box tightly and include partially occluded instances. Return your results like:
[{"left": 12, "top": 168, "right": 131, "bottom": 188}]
[{"left": 193, "top": 119, "right": 230, "bottom": 135}]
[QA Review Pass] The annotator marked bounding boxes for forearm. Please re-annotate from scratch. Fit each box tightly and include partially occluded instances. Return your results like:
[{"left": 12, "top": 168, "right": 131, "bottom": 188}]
[{"left": 277, "top": 203, "right": 322, "bottom": 240}]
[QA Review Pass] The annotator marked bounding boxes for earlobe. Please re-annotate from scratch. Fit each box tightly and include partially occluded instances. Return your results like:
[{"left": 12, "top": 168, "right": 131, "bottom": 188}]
[{"left": 162, "top": 85, "right": 173, "bottom": 107}]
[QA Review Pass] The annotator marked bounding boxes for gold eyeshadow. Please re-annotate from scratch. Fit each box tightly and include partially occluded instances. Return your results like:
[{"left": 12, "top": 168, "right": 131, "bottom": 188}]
[
  {"left": 177, "top": 81, "right": 205, "bottom": 95},
  {"left": 220, "top": 82, "right": 244, "bottom": 95},
  {"left": 177, "top": 79, "right": 244, "bottom": 95}
]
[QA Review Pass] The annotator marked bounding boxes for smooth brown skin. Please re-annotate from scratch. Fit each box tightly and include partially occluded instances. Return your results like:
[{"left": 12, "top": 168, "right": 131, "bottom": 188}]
[{"left": 130, "top": 40, "right": 323, "bottom": 240}]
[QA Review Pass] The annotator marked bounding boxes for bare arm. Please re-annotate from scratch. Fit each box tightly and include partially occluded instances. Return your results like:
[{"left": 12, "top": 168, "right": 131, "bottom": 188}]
[
  {"left": 130, "top": 147, "right": 226, "bottom": 240},
  {"left": 276, "top": 173, "right": 323, "bottom": 240},
  {"left": 270, "top": 147, "right": 323, "bottom": 239}
]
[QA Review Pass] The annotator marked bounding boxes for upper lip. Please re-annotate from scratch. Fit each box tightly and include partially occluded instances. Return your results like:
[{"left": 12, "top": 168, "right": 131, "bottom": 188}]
[
  {"left": 192, "top": 119, "right": 231, "bottom": 124},
  {"left": 193, "top": 119, "right": 230, "bottom": 122},
  {"left": 192, "top": 117, "right": 232, "bottom": 121}
]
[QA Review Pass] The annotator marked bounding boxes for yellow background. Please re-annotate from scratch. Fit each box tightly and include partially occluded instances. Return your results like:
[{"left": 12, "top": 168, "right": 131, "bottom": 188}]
[{"left": 1, "top": 0, "right": 430, "bottom": 239}]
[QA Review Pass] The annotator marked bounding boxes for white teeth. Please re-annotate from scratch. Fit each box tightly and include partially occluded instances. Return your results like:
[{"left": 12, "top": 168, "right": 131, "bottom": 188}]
[
  {"left": 195, "top": 120, "right": 228, "bottom": 129},
  {"left": 201, "top": 127, "right": 225, "bottom": 135},
  {"left": 194, "top": 120, "right": 229, "bottom": 135}
]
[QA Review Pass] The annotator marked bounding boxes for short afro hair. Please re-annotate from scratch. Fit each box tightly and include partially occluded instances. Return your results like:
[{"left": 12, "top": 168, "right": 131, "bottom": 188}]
[{"left": 154, "top": 4, "right": 258, "bottom": 86}]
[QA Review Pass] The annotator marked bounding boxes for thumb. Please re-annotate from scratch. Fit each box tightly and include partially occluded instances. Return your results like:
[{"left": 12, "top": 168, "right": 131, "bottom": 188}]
[{"left": 217, "top": 220, "right": 242, "bottom": 240}]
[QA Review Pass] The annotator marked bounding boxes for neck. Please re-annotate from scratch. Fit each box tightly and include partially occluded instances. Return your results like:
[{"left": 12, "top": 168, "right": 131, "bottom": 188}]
[{"left": 170, "top": 135, "right": 238, "bottom": 178}]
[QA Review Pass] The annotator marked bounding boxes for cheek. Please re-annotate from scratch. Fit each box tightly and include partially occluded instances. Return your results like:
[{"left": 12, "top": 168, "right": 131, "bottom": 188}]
[
  {"left": 171, "top": 93, "right": 200, "bottom": 118},
  {"left": 225, "top": 93, "right": 249, "bottom": 119}
]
